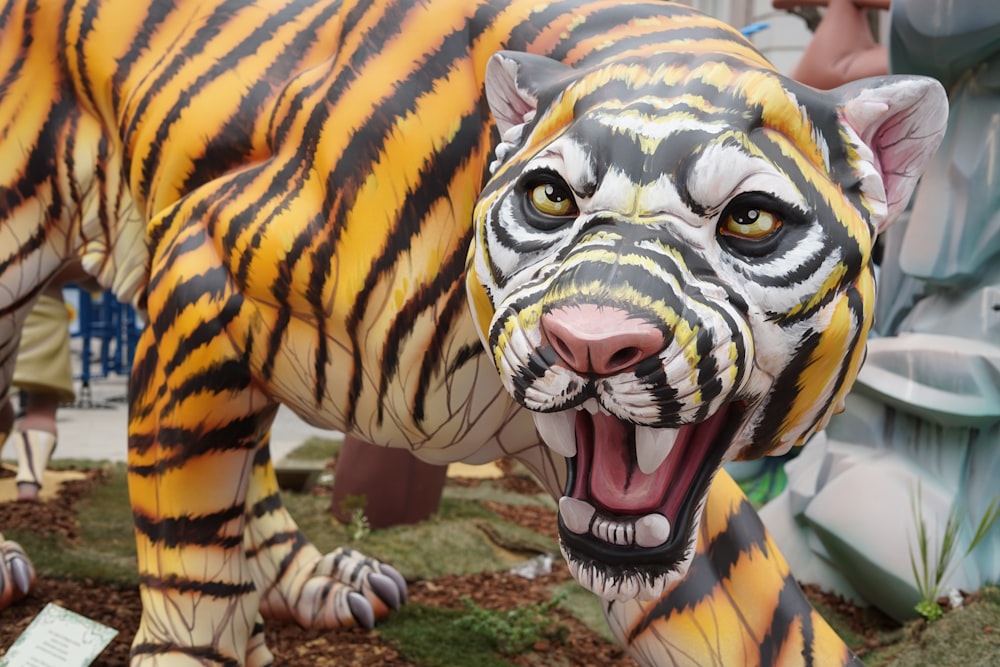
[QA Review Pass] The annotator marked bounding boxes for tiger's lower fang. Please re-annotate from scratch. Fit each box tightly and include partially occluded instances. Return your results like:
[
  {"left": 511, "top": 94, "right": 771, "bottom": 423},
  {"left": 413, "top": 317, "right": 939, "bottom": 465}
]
[
  {"left": 559, "top": 496, "right": 595, "bottom": 534},
  {"left": 634, "top": 513, "right": 670, "bottom": 548}
]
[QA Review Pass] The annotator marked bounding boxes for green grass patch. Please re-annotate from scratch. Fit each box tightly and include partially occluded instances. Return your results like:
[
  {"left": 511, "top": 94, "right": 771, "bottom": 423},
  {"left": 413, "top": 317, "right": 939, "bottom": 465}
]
[
  {"left": 454, "top": 594, "right": 569, "bottom": 656},
  {"left": 283, "top": 489, "right": 557, "bottom": 581},
  {"left": 443, "top": 482, "right": 555, "bottom": 509},
  {"left": 378, "top": 603, "right": 515, "bottom": 666},
  {"left": 6, "top": 463, "right": 138, "bottom": 584},
  {"left": 865, "top": 596, "right": 1000, "bottom": 666},
  {"left": 552, "top": 580, "right": 618, "bottom": 644},
  {"left": 281, "top": 436, "right": 342, "bottom": 462}
]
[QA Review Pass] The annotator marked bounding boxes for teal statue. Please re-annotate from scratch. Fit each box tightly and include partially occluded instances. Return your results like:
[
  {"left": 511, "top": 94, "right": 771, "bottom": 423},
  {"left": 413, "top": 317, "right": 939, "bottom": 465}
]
[{"left": 762, "top": 0, "right": 1000, "bottom": 622}]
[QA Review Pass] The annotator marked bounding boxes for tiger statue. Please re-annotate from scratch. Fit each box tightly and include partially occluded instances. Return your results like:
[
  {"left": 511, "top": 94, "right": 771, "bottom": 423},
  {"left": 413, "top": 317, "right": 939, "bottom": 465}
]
[
  {"left": 0, "top": 0, "right": 946, "bottom": 664},
  {"left": 0, "top": 534, "right": 33, "bottom": 611}
]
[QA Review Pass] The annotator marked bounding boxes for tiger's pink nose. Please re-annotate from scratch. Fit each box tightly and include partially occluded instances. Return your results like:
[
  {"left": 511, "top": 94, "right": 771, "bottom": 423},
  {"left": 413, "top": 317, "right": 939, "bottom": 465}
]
[{"left": 541, "top": 305, "right": 665, "bottom": 375}]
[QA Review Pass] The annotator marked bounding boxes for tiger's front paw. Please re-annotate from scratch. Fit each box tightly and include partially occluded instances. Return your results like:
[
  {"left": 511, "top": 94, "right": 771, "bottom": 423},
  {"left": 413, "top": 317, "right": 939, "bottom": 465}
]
[
  {"left": 266, "top": 546, "right": 407, "bottom": 630},
  {"left": 0, "top": 534, "right": 35, "bottom": 610},
  {"left": 308, "top": 547, "right": 407, "bottom": 629}
]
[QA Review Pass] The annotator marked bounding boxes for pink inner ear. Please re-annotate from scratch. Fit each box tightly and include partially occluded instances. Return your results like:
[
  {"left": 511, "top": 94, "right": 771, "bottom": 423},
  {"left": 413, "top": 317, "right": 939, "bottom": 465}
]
[
  {"left": 839, "top": 77, "right": 948, "bottom": 234},
  {"left": 484, "top": 55, "right": 539, "bottom": 136}
]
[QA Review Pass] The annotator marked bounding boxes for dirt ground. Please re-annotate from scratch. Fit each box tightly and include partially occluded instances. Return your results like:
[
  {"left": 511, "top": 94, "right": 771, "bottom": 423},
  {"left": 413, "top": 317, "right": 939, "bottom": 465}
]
[{"left": 0, "top": 466, "right": 635, "bottom": 665}]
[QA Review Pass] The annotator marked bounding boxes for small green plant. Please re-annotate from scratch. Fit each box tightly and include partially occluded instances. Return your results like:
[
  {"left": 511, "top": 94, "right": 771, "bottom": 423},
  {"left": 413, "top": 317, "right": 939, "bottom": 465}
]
[
  {"left": 339, "top": 493, "right": 372, "bottom": 541},
  {"left": 909, "top": 483, "right": 1000, "bottom": 621},
  {"left": 454, "top": 593, "right": 569, "bottom": 656}
]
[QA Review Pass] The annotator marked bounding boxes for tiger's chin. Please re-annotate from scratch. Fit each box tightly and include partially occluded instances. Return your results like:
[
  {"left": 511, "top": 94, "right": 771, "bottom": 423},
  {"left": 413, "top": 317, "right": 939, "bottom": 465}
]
[{"left": 533, "top": 402, "right": 745, "bottom": 602}]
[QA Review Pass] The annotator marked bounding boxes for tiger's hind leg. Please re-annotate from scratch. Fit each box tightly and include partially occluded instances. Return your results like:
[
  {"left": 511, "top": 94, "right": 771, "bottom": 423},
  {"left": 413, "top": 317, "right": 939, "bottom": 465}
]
[
  {"left": 604, "top": 470, "right": 863, "bottom": 667},
  {"left": 242, "top": 435, "right": 407, "bottom": 630}
]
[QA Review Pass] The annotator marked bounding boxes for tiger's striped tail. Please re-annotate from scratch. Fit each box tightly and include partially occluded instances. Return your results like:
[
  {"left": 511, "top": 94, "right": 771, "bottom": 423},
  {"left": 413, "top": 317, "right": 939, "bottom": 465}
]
[{"left": 606, "top": 471, "right": 864, "bottom": 667}]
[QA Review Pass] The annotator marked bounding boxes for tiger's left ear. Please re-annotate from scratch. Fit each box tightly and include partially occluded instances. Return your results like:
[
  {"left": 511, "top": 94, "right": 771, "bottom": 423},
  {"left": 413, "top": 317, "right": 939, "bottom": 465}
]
[{"left": 835, "top": 75, "right": 948, "bottom": 234}]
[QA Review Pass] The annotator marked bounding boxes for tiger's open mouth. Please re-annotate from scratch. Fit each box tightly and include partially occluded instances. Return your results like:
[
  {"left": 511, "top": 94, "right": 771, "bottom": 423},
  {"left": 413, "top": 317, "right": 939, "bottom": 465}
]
[{"left": 532, "top": 401, "right": 742, "bottom": 600}]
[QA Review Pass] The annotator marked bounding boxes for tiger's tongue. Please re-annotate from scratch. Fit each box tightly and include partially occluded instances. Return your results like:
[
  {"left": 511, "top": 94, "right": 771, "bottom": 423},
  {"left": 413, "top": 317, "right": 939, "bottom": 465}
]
[{"left": 583, "top": 412, "right": 673, "bottom": 514}]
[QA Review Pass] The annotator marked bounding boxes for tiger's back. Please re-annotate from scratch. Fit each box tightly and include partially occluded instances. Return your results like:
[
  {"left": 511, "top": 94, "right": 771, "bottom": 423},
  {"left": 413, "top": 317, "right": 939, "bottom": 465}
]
[{"left": 43, "top": 0, "right": 769, "bottom": 460}]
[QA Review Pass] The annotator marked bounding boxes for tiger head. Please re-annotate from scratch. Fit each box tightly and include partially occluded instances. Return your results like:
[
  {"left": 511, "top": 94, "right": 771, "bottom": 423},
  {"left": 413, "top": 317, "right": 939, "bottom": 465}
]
[{"left": 466, "top": 50, "right": 947, "bottom": 601}]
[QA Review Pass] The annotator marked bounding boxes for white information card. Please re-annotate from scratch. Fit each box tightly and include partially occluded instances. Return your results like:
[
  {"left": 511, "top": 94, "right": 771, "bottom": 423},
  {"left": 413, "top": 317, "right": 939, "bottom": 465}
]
[{"left": 1, "top": 602, "right": 118, "bottom": 666}]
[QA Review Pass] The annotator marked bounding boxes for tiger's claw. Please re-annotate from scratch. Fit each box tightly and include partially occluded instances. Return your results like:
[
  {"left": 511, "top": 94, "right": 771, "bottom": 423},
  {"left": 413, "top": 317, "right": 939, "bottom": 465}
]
[
  {"left": 0, "top": 535, "right": 36, "bottom": 610},
  {"left": 377, "top": 564, "right": 408, "bottom": 604},
  {"left": 347, "top": 592, "right": 376, "bottom": 630},
  {"left": 368, "top": 571, "right": 403, "bottom": 610}
]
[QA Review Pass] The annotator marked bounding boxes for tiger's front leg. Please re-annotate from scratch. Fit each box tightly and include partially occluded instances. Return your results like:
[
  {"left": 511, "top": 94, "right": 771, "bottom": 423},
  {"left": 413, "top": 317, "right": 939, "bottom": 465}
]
[
  {"left": 604, "top": 471, "right": 864, "bottom": 667},
  {"left": 127, "top": 314, "right": 270, "bottom": 665},
  {"left": 127, "top": 232, "right": 402, "bottom": 666}
]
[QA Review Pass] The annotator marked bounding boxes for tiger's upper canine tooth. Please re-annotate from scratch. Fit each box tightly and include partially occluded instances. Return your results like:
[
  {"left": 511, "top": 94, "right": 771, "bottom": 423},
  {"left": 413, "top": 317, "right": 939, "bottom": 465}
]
[
  {"left": 559, "top": 496, "right": 596, "bottom": 535},
  {"left": 635, "top": 426, "right": 679, "bottom": 475},
  {"left": 532, "top": 411, "right": 577, "bottom": 458},
  {"left": 582, "top": 398, "right": 601, "bottom": 415}
]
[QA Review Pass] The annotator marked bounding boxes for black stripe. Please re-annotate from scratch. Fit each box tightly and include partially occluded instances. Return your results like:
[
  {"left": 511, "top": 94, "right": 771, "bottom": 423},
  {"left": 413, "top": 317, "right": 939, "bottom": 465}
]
[
  {"left": 248, "top": 489, "right": 284, "bottom": 519},
  {"left": 129, "top": 406, "right": 258, "bottom": 467},
  {"left": 126, "top": 0, "right": 256, "bottom": 196},
  {"left": 148, "top": 262, "right": 233, "bottom": 343},
  {"left": 110, "top": 1, "right": 174, "bottom": 111},
  {"left": 0, "top": 0, "right": 38, "bottom": 106},
  {"left": 181, "top": 1, "right": 345, "bottom": 196},
  {"left": 243, "top": 528, "right": 304, "bottom": 559},
  {"left": 628, "top": 497, "right": 768, "bottom": 640},
  {"left": 744, "top": 327, "right": 823, "bottom": 458},
  {"left": 133, "top": 504, "right": 245, "bottom": 549},
  {"left": 137, "top": 572, "right": 255, "bottom": 598},
  {"left": 129, "top": 641, "right": 240, "bottom": 667},
  {"left": 541, "top": 3, "right": 707, "bottom": 64},
  {"left": 801, "top": 279, "right": 867, "bottom": 437},
  {"left": 759, "top": 574, "right": 819, "bottom": 666},
  {"left": 411, "top": 270, "right": 470, "bottom": 422},
  {"left": 162, "top": 358, "right": 252, "bottom": 415},
  {"left": 70, "top": 0, "right": 102, "bottom": 114}
]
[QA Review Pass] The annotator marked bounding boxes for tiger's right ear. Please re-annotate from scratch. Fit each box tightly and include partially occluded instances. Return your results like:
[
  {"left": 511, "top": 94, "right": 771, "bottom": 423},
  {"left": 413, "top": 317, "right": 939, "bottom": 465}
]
[
  {"left": 834, "top": 75, "right": 948, "bottom": 234},
  {"left": 485, "top": 51, "right": 573, "bottom": 135}
]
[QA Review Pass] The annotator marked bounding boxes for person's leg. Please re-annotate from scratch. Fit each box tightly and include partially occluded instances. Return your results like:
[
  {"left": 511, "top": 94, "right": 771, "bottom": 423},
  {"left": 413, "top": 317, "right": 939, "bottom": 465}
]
[
  {"left": 11, "top": 289, "right": 76, "bottom": 502},
  {"left": 13, "top": 391, "right": 59, "bottom": 501}
]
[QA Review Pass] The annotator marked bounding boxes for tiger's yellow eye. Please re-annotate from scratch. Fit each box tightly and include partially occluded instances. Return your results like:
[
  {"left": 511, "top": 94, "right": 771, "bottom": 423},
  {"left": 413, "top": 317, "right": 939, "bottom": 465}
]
[
  {"left": 720, "top": 207, "right": 781, "bottom": 239},
  {"left": 529, "top": 182, "right": 577, "bottom": 217}
]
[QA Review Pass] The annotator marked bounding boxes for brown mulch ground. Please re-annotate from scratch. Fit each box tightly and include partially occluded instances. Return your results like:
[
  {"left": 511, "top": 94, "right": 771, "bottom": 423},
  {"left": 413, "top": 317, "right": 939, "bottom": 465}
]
[{"left": 0, "top": 463, "right": 897, "bottom": 665}]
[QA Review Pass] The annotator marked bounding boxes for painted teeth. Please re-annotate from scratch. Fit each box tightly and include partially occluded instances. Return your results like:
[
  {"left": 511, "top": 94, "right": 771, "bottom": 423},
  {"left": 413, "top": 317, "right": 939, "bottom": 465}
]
[
  {"left": 592, "top": 515, "right": 635, "bottom": 545},
  {"left": 558, "top": 496, "right": 595, "bottom": 534},
  {"left": 533, "top": 411, "right": 577, "bottom": 458},
  {"left": 635, "top": 426, "right": 679, "bottom": 475},
  {"left": 581, "top": 398, "right": 601, "bottom": 415},
  {"left": 635, "top": 513, "right": 671, "bottom": 548},
  {"left": 558, "top": 496, "right": 670, "bottom": 548}
]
